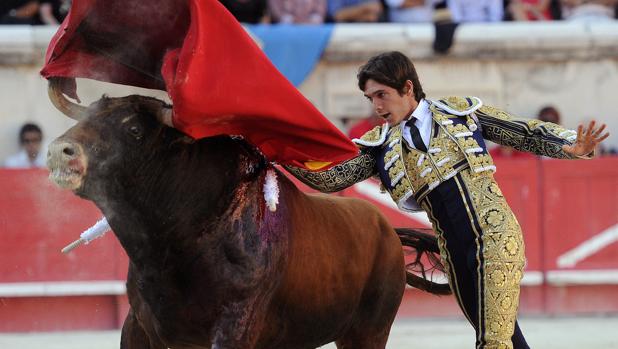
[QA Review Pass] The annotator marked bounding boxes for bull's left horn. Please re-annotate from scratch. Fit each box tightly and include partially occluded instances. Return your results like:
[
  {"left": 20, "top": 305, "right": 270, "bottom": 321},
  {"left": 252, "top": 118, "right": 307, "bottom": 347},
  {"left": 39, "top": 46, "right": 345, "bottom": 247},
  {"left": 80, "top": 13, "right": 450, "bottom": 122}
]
[
  {"left": 157, "top": 107, "right": 174, "bottom": 127},
  {"left": 48, "top": 78, "right": 87, "bottom": 121}
]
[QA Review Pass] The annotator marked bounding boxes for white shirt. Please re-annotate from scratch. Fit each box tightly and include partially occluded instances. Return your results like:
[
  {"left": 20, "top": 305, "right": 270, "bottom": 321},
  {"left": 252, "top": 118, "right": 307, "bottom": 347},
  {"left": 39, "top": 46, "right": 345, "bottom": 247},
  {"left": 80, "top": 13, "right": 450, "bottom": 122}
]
[
  {"left": 386, "top": 0, "right": 440, "bottom": 23},
  {"left": 447, "top": 0, "right": 503, "bottom": 23},
  {"left": 400, "top": 98, "right": 432, "bottom": 151},
  {"left": 3, "top": 149, "right": 47, "bottom": 169}
]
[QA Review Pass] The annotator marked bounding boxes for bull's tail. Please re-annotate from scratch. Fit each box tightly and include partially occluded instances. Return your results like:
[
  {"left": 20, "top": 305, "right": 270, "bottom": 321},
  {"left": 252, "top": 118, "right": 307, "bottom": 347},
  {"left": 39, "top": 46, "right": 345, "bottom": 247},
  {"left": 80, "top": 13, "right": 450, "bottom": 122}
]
[{"left": 396, "top": 228, "right": 452, "bottom": 296}]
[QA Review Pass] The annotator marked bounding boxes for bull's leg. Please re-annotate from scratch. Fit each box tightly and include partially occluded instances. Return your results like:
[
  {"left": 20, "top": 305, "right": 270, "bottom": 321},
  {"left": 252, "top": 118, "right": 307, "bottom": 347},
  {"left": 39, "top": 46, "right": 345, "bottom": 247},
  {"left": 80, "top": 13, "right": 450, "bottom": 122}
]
[
  {"left": 336, "top": 225, "right": 405, "bottom": 349},
  {"left": 121, "top": 309, "right": 165, "bottom": 349},
  {"left": 335, "top": 329, "right": 390, "bottom": 349},
  {"left": 211, "top": 296, "right": 270, "bottom": 349},
  {"left": 333, "top": 292, "right": 396, "bottom": 349},
  {"left": 333, "top": 289, "right": 401, "bottom": 349}
]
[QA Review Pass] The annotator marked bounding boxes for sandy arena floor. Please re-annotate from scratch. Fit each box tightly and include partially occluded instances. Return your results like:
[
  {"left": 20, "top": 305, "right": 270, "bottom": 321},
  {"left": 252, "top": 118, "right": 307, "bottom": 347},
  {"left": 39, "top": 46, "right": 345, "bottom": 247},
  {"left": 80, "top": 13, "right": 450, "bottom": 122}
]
[{"left": 1, "top": 316, "right": 617, "bottom": 349}]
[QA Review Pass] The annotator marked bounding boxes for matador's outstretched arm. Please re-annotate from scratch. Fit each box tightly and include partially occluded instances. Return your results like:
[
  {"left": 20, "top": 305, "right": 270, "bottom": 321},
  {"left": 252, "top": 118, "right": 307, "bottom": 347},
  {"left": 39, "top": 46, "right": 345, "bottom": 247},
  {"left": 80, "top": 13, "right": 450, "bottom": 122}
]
[
  {"left": 283, "top": 150, "right": 377, "bottom": 193},
  {"left": 475, "top": 105, "right": 608, "bottom": 159}
]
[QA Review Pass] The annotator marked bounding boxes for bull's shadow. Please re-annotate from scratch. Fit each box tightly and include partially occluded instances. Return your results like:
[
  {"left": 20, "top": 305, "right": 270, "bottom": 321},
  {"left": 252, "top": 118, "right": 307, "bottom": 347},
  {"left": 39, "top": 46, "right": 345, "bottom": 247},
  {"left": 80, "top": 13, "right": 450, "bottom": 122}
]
[{"left": 47, "top": 84, "right": 448, "bottom": 349}]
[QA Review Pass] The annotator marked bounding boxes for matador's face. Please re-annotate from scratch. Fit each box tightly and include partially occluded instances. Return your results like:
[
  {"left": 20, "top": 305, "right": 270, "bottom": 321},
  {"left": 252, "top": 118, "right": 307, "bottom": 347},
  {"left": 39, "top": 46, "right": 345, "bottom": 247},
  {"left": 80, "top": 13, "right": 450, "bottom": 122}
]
[{"left": 363, "top": 79, "right": 418, "bottom": 127}]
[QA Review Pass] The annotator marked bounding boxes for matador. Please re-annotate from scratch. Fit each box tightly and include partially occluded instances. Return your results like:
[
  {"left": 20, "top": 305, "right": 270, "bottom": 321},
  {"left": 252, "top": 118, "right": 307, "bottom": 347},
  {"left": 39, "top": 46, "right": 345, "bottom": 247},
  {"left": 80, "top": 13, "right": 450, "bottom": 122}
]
[{"left": 286, "top": 51, "right": 609, "bottom": 349}]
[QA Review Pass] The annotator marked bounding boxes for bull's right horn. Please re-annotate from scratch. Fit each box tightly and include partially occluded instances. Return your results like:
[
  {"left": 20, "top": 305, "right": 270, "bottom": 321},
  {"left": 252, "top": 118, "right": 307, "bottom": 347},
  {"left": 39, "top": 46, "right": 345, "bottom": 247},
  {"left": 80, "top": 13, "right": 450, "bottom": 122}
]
[
  {"left": 48, "top": 78, "right": 87, "bottom": 121},
  {"left": 157, "top": 106, "right": 174, "bottom": 127}
]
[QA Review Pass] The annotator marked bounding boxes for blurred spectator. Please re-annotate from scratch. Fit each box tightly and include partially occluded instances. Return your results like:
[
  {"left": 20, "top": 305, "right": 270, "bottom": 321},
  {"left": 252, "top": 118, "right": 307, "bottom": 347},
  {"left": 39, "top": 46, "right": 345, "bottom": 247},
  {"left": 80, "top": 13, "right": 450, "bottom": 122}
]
[
  {"left": 537, "top": 105, "right": 561, "bottom": 124},
  {"left": 446, "top": 0, "right": 504, "bottom": 22},
  {"left": 269, "top": 0, "right": 326, "bottom": 23},
  {"left": 40, "top": 0, "right": 71, "bottom": 24},
  {"left": 39, "top": 0, "right": 58, "bottom": 24},
  {"left": 536, "top": 105, "right": 563, "bottom": 159},
  {"left": 1, "top": 1, "right": 41, "bottom": 24},
  {"left": 328, "top": 0, "right": 383, "bottom": 22},
  {"left": 0, "top": 0, "right": 69, "bottom": 25},
  {"left": 599, "top": 143, "right": 618, "bottom": 156},
  {"left": 386, "top": 0, "right": 440, "bottom": 23},
  {"left": 560, "top": 0, "right": 618, "bottom": 20},
  {"left": 433, "top": 0, "right": 503, "bottom": 54},
  {"left": 433, "top": 1, "right": 458, "bottom": 54},
  {"left": 348, "top": 114, "right": 383, "bottom": 139},
  {"left": 3, "top": 123, "right": 46, "bottom": 169},
  {"left": 508, "top": 0, "right": 554, "bottom": 20},
  {"left": 220, "top": 0, "right": 269, "bottom": 23}
]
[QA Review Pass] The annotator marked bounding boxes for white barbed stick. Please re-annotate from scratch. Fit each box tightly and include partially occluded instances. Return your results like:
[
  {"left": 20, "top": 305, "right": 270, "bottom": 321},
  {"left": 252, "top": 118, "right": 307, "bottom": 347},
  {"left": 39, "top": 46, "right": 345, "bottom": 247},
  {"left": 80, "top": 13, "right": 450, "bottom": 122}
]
[{"left": 61, "top": 217, "right": 110, "bottom": 254}]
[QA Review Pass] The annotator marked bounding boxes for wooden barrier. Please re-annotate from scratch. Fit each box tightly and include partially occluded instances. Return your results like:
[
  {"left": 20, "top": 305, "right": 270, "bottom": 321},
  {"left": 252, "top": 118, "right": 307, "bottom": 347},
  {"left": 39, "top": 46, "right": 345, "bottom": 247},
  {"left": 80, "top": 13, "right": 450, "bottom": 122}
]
[{"left": 0, "top": 157, "right": 616, "bottom": 331}]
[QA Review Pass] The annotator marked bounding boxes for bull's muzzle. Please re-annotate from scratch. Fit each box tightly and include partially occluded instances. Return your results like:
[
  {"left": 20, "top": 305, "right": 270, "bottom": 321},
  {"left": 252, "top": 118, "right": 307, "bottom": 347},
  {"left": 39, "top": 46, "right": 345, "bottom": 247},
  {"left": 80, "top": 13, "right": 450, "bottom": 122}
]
[{"left": 47, "top": 139, "right": 87, "bottom": 190}]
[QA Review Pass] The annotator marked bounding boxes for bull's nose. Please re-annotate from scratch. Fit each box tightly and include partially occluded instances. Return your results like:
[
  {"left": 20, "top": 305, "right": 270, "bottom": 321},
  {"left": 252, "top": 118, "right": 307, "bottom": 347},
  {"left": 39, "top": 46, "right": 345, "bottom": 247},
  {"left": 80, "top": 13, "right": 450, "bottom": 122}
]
[
  {"left": 47, "top": 140, "right": 81, "bottom": 163},
  {"left": 47, "top": 139, "right": 86, "bottom": 190},
  {"left": 62, "top": 144, "right": 76, "bottom": 156}
]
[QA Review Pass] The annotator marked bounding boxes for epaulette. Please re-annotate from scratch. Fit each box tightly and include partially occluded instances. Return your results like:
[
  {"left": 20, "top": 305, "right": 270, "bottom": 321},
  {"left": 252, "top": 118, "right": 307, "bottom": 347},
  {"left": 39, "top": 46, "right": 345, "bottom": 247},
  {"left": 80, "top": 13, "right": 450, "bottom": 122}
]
[
  {"left": 352, "top": 123, "right": 390, "bottom": 147},
  {"left": 430, "top": 96, "right": 483, "bottom": 117}
]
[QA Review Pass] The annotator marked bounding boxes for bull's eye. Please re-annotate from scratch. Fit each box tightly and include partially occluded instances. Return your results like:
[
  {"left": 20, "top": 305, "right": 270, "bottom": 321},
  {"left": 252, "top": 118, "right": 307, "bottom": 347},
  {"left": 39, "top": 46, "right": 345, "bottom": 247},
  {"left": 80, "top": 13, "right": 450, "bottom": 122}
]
[{"left": 128, "top": 125, "right": 142, "bottom": 139}]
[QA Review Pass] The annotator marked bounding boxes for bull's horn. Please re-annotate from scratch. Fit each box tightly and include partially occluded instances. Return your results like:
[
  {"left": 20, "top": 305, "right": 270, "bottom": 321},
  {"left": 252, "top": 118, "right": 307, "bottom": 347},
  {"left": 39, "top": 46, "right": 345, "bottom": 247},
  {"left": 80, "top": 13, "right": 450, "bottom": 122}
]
[
  {"left": 157, "top": 106, "right": 174, "bottom": 127},
  {"left": 48, "top": 78, "right": 87, "bottom": 121}
]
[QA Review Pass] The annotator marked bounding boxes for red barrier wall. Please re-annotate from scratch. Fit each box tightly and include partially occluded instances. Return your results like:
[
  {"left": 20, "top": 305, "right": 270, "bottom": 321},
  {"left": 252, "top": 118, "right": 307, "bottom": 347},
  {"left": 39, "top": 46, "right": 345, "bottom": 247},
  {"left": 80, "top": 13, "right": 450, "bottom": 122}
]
[
  {"left": 0, "top": 157, "right": 617, "bottom": 331},
  {"left": 541, "top": 158, "right": 618, "bottom": 314},
  {"left": 0, "top": 169, "right": 128, "bottom": 331}
]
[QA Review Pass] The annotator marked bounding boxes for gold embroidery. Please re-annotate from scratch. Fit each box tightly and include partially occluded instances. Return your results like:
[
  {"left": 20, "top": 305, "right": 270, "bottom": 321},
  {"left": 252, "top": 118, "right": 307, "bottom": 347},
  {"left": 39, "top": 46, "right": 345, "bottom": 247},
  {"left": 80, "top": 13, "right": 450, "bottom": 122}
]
[
  {"left": 439, "top": 96, "right": 482, "bottom": 112},
  {"left": 457, "top": 137, "right": 479, "bottom": 149},
  {"left": 458, "top": 169, "right": 525, "bottom": 349},
  {"left": 447, "top": 123, "right": 470, "bottom": 135},
  {"left": 358, "top": 124, "right": 384, "bottom": 143},
  {"left": 390, "top": 126, "right": 402, "bottom": 139},
  {"left": 431, "top": 112, "right": 450, "bottom": 124},
  {"left": 384, "top": 148, "right": 398, "bottom": 167},
  {"left": 396, "top": 114, "right": 493, "bottom": 202},
  {"left": 388, "top": 160, "right": 405, "bottom": 179},
  {"left": 477, "top": 105, "right": 512, "bottom": 120},
  {"left": 387, "top": 143, "right": 402, "bottom": 161},
  {"left": 283, "top": 152, "right": 376, "bottom": 193},
  {"left": 467, "top": 153, "right": 491, "bottom": 171},
  {"left": 392, "top": 180, "right": 412, "bottom": 199},
  {"left": 382, "top": 128, "right": 415, "bottom": 205}
]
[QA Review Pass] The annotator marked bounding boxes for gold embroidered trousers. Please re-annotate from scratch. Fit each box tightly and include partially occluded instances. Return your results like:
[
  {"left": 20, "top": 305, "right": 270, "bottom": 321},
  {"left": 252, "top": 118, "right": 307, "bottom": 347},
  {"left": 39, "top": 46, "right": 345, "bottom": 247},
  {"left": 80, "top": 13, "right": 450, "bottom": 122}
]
[{"left": 420, "top": 169, "right": 528, "bottom": 349}]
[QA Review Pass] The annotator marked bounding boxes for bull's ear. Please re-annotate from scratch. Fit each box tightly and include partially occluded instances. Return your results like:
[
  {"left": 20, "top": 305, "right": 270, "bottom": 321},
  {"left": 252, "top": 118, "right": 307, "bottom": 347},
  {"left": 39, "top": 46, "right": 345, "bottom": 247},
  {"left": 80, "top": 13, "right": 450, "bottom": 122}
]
[
  {"left": 170, "top": 134, "right": 196, "bottom": 146},
  {"left": 179, "top": 135, "right": 195, "bottom": 144}
]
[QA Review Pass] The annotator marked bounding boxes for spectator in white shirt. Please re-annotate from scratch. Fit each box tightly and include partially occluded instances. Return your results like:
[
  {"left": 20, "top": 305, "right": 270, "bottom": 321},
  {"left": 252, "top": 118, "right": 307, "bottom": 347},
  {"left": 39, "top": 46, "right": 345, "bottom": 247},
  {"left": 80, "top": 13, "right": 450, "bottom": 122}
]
[
  {"left": 3, "top": 123, "right": 47, "bottom": 169},
  {"left": 447, "top": 0, "right": 504, "bottom": 22},
  {"left": 385, "top": 0, "right": 441, "bottom": 23}
]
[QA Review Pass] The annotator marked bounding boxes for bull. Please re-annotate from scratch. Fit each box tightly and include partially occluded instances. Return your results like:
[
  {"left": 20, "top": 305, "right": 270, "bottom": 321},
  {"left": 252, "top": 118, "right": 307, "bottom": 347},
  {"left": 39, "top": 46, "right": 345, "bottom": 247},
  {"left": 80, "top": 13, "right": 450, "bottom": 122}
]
[{"left": 46, "top": 82, "right": 448, "bottom": 349}]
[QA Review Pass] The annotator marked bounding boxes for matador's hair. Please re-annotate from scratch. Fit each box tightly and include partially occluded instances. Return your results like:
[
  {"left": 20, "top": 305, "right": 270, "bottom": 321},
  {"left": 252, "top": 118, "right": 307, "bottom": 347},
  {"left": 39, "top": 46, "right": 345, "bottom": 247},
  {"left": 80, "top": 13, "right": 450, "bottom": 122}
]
[{"left": 357, "top": 51, "right": 426, "bottom": 102}]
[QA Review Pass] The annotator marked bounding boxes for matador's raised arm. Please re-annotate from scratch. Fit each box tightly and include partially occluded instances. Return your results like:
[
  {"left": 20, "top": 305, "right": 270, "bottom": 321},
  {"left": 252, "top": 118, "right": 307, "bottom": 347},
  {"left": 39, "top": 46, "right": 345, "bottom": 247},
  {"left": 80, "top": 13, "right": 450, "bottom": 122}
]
[{"left": 475, "top": 105, "right": 584, "bottom": 159}]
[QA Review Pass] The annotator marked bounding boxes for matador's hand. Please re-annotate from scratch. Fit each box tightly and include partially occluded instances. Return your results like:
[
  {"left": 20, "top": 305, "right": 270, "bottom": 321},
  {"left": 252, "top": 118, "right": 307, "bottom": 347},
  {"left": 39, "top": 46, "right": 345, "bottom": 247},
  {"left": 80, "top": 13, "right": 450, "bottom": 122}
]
[{"left": 562, "top": 121, "right": 610, "bottom": 157}]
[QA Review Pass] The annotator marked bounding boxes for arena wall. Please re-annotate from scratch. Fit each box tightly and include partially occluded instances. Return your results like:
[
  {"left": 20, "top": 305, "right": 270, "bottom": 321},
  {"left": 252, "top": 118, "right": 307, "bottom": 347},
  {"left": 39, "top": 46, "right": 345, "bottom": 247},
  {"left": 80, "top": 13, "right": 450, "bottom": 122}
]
[{"left": 0, "top": 157, "right": 616, "bottom": 331}]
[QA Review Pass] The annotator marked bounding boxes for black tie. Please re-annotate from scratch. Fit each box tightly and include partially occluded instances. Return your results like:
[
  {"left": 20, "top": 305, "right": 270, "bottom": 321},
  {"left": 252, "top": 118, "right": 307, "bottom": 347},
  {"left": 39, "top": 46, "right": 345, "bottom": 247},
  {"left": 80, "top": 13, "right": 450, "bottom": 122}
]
[{"left": 406, "top": 118, "right": 427, "bottom": 152}]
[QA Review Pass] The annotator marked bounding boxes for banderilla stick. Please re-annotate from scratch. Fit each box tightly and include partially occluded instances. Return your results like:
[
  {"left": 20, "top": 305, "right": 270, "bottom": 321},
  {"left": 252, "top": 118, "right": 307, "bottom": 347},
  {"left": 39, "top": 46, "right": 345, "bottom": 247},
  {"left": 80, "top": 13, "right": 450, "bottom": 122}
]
[
  {"left": 61, "top": 238, "right": 85, "bottom": 254},
  {"left": 60, "top": 217, "right": 110, "bottom": 254}
]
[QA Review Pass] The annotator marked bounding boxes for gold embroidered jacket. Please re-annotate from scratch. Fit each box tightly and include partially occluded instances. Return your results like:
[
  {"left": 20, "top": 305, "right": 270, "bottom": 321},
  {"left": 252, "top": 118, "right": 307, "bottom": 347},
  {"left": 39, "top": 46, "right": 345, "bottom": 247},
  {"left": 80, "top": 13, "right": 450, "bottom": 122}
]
[{"left": 286, "top": 97, "right": 579, "bottom": 211}]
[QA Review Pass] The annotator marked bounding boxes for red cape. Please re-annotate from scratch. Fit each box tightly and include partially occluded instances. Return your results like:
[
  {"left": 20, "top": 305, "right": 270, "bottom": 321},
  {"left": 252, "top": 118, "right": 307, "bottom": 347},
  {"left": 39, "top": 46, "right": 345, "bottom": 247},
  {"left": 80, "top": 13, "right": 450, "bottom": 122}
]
[{"left": 41, "top": 0, "right": 357, "bottom": 170}]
